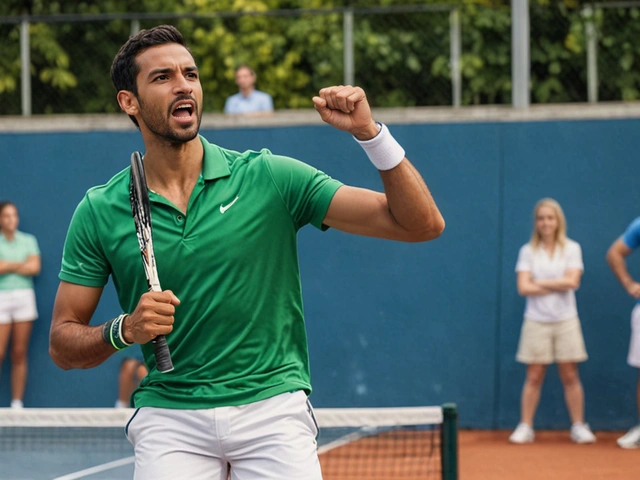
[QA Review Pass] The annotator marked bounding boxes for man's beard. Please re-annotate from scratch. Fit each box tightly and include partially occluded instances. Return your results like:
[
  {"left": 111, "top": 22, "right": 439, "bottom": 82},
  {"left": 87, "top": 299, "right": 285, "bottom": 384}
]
[{"left": 138, "top": 97, "right": 202, "bottom": 144}]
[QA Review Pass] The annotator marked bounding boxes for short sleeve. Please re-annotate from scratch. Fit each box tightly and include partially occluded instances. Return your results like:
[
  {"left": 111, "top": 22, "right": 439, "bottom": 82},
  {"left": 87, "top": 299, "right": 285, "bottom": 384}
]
[
  {"left": 58, "top": 195, "right": 111, "bottom": 287},
  {"left": 622, "top": 217, "right": 640, "bottom": 250},
  {"left": 515, "top": 244, "right": 532, "bottom": 272},
  {"left": 565, "top": 241, "right": 584, "bottom": 271},
  {"left": 26, "top": 234, "right": 40, "bottom": 256},
  {"left": 263, "top": 152, "right": 343, "bottom": 230}
]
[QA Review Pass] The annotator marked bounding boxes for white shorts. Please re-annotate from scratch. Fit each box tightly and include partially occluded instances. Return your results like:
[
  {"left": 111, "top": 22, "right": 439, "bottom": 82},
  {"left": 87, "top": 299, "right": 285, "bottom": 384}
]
[
  {"left": 516, "top": 316, "right": 588, "bottom": 364},
  {"left": 628, "top": 305, "right": 640, "bottom": 368},
  {"left": 126, "top": 390, "right": 321, "bottom": 480},
  {"left": 0, "top": 289, "right": 38, "bottom": 324}
]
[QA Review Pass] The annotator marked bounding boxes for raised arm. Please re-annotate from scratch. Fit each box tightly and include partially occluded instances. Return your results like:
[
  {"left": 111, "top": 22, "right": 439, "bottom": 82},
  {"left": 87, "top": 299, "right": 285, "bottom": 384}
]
[
  {"left": 606, "top": 238, "right": 640, "bottom": 298},
  {"left": 313, "top": 86, "right": 444, "bottom": 242}
]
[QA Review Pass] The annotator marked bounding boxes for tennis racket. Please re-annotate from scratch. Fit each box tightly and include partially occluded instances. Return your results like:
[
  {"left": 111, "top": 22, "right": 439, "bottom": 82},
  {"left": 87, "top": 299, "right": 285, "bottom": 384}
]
[{"left": 129, "top": 151, "right": 174, "bottom": 373}]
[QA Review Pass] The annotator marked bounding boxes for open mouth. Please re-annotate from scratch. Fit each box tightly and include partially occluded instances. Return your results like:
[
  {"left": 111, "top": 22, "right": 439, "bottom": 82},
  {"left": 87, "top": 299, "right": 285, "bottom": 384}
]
[{"left": 171, "top": 101, "right": 195, "bottom": 121}]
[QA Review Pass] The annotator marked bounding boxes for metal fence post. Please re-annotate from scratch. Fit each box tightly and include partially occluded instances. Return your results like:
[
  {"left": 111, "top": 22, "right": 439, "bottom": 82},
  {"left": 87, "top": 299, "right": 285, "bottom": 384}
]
[
  {"left": 450, "top": 8, "right": 462, "bottom": 107},
  {"left": 511, "top": 0, "right": 530, "bottom": 108},
  {"left": 343, "top": 8, "right": 354, "bottom": 86},
  {"left": 584, "top": 6, "right": 598, "bottom": 103},
  {"left": 20, "top": 18, "right": 31, "bottom": 116},
  {"left": 130, "top": 19, "right": 140, "bottom": 37}
]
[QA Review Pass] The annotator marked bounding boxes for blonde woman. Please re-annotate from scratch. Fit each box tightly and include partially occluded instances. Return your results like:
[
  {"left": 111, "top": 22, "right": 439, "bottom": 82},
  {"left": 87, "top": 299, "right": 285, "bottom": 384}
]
[{"left": 509, "top": 198, "right": 595, "bottom": 444}]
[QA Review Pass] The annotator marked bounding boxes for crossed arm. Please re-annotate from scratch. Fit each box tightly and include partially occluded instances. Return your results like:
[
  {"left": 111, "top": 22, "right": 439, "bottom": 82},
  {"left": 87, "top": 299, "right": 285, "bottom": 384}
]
[
  {"left": 0, "top": 255, "right": 41, "bottom": 276},
  {"left": 517, "top": 269, "right": 582, "bottom": 297}
]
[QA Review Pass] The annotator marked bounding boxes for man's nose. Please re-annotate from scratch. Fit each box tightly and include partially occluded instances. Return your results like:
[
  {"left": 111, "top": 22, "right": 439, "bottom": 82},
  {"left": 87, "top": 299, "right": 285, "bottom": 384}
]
[{"left": 173, "top": 75, "right": 193, "bottom": 95}]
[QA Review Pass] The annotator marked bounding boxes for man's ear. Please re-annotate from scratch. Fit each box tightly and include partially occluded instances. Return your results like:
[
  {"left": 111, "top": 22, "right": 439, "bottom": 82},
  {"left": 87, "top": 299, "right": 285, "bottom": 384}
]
[{"left": 117, "top": 90, "right": 139, "bottom": 117}]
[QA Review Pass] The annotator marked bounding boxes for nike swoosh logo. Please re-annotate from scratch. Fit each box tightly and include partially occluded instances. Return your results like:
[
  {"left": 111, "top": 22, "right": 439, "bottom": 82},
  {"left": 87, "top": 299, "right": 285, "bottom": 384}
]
[{"left": 220, "top": 196, "right": 239, "bottom": 214}]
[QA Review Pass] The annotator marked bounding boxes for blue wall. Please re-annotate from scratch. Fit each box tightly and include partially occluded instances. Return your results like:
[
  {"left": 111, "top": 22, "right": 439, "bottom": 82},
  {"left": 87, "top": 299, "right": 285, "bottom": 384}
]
[{"left": 1, "top": 118, "right": 639, "bottom": 430}]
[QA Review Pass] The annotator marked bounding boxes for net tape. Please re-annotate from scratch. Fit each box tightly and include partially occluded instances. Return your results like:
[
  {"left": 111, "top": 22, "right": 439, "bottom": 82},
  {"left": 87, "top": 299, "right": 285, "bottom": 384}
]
[{"left": 0, "top": 406, "right": 443, "bottom": 428}]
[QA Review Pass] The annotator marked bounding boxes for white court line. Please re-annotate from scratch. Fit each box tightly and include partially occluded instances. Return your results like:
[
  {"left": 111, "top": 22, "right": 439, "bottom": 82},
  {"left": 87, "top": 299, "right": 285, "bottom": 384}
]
[{"left": 52, "top": 456, "right": 134, "bottom": 480}]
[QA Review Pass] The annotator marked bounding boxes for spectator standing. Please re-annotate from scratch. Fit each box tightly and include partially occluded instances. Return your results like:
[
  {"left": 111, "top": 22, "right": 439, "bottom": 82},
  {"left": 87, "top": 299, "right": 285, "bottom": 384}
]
[
  {"left": 509, "top": 198, "right": 595, "bottom": 445},
  {"left": 606, "top": 217, "right": 640, "bottom": 448},
  {"left": 115, "top": 355, "right": 148, "bottom": 408},
  {"left": 224, "top": 65, "right": 273, "bottom": 115},
  {"left": 0, "top": 201, "right": 41, "bottom": 409}
]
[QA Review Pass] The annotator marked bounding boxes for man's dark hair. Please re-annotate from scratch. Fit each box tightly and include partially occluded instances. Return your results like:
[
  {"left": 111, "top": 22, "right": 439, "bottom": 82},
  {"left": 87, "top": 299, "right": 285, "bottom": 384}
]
[{"left": 110, "top": 25, "right": 192, "bottom": 127}]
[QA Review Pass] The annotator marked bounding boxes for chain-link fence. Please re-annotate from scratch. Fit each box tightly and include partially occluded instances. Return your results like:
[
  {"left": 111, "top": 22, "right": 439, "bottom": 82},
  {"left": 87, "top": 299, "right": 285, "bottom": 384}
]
[
  {"left": 1, "top": 2, "right": 640, "bottom": 116},
  {"left": 353, "top": 7, "right": 454, "bottom": 107},
  {"left": 1, "top": 21, "right": 22, "bottom": 115},
  {"left": 529, "top": 1, "right": 640, "bottom": 104},
  {"left": 0, "top": 6, "right": 459, "bottom": 115},
  {"left": 595, "top": 2, "right": 640, "bottom": 102},
  {"left": 529, "top": 2, "right": 586, "bottom": 103}
]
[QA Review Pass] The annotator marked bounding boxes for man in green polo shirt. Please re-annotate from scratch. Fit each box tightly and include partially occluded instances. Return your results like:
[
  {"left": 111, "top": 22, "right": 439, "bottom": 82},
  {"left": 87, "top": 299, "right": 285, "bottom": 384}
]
[{"left": 50, "top": 25, "right": 444, "bottom": 479}]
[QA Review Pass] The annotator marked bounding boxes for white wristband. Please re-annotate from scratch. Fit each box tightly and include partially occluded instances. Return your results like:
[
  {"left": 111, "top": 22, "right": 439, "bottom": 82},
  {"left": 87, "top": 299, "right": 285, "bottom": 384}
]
[
  {"left": 117, "top": 314, "right": 133, "bottom": 347},
  {"left": 353, "top": 123, "right": 405, "bottom": 171}
]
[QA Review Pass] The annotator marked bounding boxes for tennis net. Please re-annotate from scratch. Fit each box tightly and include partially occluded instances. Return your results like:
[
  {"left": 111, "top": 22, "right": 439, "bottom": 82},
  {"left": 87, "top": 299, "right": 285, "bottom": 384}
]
[{"left": 0, "top": 404, "right": 457, "bottom": 480}]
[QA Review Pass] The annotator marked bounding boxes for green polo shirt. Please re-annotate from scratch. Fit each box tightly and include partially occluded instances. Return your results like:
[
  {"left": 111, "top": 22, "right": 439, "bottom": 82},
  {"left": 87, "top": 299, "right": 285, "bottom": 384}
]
[
  {"left": 59, "top": 136, "right": 342, "bottom": 409},
  {"left": 0, "top": 231, "right": 40, "bottom": 291}
]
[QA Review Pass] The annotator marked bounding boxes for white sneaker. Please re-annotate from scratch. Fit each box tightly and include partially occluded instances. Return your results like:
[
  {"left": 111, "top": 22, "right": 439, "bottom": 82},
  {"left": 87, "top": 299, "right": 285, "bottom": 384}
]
[
  {"left": 114, "top": 400, "right": 128, "bottom": 409},
  {"left": 509, "top": 423, "right": 534, "bottom": 444},
  {"left": 570, "top": 422, "right": 596, "bottom": 444},
  {"left": 617, "top": 424, "right": 640, "bottom": 449},
  {"left": 10, "top": 399, "right": 23, "bottom": 409}
]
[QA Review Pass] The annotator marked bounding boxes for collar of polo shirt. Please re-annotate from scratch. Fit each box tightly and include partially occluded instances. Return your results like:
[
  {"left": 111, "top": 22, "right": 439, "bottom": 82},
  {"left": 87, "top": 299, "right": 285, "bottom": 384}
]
[{"left": 199, "top": 135, "right": 231, "bottom": 181}]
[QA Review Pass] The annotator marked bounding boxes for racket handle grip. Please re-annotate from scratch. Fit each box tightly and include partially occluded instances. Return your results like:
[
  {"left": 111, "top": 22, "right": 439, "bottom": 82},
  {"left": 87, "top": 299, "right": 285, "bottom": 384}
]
[{"left": 153, "top": 335, "right": 174, "bottom": 373}]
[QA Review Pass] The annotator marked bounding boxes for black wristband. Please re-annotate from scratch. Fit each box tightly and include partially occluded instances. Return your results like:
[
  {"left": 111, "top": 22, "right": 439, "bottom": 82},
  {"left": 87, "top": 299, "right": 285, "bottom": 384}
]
[{"left": 102, "top": 315, "right": 131, "bottom": 350}]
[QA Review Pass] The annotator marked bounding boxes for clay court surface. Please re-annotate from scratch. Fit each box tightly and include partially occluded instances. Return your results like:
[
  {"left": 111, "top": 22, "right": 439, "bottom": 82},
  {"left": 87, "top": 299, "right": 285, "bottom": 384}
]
[{"left": 460, "top": 430, "right": 639, "bottom": 480}]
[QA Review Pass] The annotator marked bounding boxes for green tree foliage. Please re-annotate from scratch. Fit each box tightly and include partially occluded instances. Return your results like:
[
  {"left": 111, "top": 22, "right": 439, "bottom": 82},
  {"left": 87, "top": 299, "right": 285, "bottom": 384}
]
[
  {"left": 0, "top": 0, "right": 180, "bottom": 114},
  {"left": 177, "top": 0, "right": 345, "bottom": 111},
  {"left": 458, "top": 2, "right": 512, "bottom": 105},
  {"left": 1, "top": 0, "right": 639, "bottom": 115},
  {"left": 597, "top": 6, "right": 640, "bottom": 101}
]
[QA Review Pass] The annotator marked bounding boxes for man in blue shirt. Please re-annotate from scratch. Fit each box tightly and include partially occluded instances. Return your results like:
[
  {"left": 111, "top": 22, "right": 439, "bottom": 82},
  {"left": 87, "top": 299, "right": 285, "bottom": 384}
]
[
  {"left": 607, "top": 217, "right": 640, "bottom": 448},
  {"left": 224, "top": 65, "right": 273, "bottom": 115}
]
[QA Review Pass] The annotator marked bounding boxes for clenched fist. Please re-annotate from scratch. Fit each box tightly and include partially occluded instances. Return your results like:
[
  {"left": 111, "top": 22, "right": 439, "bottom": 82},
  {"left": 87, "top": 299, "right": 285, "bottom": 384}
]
[
  {"left": 313, "top": 85, "right": 379, "bottom": 140},
  {"left": 122, "top": 290, "right": 180, "bottom": 344}
]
